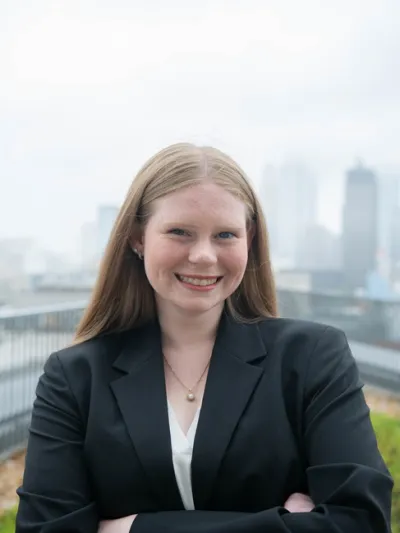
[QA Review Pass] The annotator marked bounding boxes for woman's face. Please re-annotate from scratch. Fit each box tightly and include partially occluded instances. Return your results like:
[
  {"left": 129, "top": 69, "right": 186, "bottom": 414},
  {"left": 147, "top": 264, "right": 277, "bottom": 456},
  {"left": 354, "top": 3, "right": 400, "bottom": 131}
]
[{"left": 136, "top": 181, "right": 252, "bottom": 317}]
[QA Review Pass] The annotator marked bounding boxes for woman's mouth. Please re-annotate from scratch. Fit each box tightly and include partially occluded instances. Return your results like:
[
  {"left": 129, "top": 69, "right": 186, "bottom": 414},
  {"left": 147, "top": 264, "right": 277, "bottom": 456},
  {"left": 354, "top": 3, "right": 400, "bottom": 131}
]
[{"left": 175, "top": 274, "right": 222, "bottom": 287}]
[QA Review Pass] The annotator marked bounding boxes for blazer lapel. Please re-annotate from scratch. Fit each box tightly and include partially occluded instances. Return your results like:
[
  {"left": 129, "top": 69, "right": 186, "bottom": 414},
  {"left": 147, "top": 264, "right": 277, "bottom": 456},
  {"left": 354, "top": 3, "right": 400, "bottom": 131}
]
[
  {"left": 191, "top": 313, "right": 267, "bottom": 509},
  {"left": 110, "top": 322, "right": 184, "bottom": 510}
]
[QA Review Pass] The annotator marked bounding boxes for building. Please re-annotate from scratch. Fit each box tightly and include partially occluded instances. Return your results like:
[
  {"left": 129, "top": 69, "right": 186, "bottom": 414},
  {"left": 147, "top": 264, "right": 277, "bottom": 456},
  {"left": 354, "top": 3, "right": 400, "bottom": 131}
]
[
  {"left": 377, "top": 172, "right": 400, "bottom": 277},
  {"left": 259, "top": 160, "right": 318, "bottom": 266},
  {"left": 275, "top": 268, "right": 344, "bottom": 294},
  {"left": 342, "top": 162, "right": 378, "bottom": 292},
  {"left": 296, "top": 223, "right": 341, "bottom": 271}
]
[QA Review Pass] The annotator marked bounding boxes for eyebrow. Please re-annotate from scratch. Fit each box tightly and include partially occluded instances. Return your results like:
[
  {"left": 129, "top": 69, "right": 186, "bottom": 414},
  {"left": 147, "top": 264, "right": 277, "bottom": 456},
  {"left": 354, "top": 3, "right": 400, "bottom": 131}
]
[{"left": 162, "top": 222, "right": 245, "bottom": 232}]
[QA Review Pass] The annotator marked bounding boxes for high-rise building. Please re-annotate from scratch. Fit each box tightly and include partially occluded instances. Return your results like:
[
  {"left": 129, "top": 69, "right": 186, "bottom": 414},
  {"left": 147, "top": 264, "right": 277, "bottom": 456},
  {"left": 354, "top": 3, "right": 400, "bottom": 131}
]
[
  {"left": 378, "top": 173, "right": 400, "bottom": 276},
  {"left": 259, "top": 160, "right": 317, "bottom": 266},
  {"left": 342, "top": 162, "right": 378, "bottom": 292},
  {"left": 296, "top": 223, "right": 341, "bottom": 271}
]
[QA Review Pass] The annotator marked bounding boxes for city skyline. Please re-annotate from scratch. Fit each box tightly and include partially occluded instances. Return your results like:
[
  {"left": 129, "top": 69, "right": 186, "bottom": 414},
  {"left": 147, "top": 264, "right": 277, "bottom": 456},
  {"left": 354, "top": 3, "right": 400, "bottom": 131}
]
[
  {"left": 1, "top": 155, "right": 399, "bottom": 257},
  {"left": 1, "top": 158, "right": 400, "bottom": 302},
  {"left": 1, "top": 157, "right": 399, "bottom": 258}
]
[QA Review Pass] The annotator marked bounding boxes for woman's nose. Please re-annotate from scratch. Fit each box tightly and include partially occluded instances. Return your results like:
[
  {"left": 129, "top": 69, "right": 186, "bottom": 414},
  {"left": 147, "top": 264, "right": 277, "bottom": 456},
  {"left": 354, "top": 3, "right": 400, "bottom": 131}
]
[{"left": 188, "top": 241, "right": 218, "bottom": 265}]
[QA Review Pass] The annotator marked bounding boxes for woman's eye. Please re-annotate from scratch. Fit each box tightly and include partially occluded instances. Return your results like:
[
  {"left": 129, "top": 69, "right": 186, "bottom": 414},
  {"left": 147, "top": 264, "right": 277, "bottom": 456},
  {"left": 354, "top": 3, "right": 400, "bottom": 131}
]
[
  {"left": 169, "top": 228, "right": 187, "bottom": 236},
  {"left": 167, "top": 229, "right": 236, "bottom": 239},
  {"left": 217, "top": 231, "right": 235, "bottom": 239}
]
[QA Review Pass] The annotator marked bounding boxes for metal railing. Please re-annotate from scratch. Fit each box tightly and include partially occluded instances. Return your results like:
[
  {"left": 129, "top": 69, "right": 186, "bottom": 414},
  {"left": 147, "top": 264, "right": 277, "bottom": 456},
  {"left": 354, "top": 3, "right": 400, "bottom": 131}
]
[
  {"left": 277, "top": 290, "right": 400, "bottom": 393},
  {"left": 0, "top": 301, "right": 86, "bottom": 460},
  {"left": 0, "top": 291, "right": 400, "bottom": 460},
  {"left": 277, "top": 289, "right": 400, "bottom": 347}
]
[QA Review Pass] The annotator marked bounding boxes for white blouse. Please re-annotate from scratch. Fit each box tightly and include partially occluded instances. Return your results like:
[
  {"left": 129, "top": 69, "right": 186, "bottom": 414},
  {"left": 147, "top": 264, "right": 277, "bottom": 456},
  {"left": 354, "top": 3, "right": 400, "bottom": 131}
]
[{"left": 167, "top": 402, "right": 200, "bottom": 511}]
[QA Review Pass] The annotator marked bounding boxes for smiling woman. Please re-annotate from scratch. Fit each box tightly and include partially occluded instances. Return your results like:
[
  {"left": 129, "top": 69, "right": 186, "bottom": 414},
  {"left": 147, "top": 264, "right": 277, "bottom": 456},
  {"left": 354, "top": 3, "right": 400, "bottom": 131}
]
[{"left": 15, "top": 143, "right": 393, "bottom": 533}]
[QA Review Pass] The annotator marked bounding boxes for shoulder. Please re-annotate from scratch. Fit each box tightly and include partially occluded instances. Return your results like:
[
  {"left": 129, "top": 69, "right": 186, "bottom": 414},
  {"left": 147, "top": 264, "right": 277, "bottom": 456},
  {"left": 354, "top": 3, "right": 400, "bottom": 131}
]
[
  {"left": 50, "top": 332, "right": 122, "bottom": 367},
  {"left": 256, "top": 316, "right": 347, "bottom": 350},
  {"left": 38, "top": 327, "right": 149, "bottom": 413},
  {"left": 43, "top": 327, "right": 144, "bottom": 380},
  {"left": 255, "top": 317, "right": 353, "bottom": 377}
]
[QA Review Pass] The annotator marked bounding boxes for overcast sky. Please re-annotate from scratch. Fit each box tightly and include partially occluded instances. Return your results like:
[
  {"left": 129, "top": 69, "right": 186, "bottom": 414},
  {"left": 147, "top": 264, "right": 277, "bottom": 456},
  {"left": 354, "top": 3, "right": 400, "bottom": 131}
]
[{"left": 1, "top": 0, "right": 400, "bottom": 255}]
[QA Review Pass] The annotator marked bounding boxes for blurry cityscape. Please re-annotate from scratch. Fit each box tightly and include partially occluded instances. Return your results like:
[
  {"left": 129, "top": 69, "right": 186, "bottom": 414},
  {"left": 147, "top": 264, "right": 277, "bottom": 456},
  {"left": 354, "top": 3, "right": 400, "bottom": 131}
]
[
  {"left": 262, "top": 160, "right": 400, "bottom": 300},
  {"left": 1, "top": 159, "right": 399, "bottom": 309}
]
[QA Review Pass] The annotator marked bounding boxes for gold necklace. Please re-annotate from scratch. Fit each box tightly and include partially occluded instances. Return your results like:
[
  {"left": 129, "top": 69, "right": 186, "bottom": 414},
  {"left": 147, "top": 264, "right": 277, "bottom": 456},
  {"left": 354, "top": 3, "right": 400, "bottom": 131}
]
[{"left": 163, "top": 355, "right": 211, "bottom": 402}]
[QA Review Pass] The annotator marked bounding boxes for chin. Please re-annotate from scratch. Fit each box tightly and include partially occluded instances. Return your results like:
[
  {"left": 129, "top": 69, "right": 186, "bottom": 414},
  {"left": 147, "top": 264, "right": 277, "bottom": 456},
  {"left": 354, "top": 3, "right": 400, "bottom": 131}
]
[{"left": 174, "top": 298, "right": 224, "bottom": 315}]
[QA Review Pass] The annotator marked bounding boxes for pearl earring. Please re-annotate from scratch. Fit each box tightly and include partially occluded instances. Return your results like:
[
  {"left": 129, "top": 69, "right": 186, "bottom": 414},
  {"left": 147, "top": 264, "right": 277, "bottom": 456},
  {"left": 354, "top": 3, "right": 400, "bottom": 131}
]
[{"left": 133, "top": 248, "right": 143, "bottom": 260}]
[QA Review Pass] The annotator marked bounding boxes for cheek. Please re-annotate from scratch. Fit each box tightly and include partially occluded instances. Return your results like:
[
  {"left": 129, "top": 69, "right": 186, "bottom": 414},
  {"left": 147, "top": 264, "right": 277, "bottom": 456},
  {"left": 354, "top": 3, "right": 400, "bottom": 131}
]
[
  {"left": 145, "top": 240, "right": 184, "bottom": 273},
  {"left": 223, "top": 245, "right": 249, "bottom": 275}
]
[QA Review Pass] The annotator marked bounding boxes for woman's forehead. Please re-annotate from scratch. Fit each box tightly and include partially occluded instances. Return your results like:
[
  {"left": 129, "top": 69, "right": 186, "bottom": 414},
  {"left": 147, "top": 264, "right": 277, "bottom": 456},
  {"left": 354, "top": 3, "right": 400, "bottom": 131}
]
[{"left": 152, "top": 182, "right": 247, "bottom": 218}]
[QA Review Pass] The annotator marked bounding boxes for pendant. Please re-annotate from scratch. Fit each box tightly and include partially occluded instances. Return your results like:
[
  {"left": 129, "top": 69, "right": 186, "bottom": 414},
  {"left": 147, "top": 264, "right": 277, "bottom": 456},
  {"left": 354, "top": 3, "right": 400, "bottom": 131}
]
[{"left": 187, "top": 392, "right": 195, "bottom": 402}]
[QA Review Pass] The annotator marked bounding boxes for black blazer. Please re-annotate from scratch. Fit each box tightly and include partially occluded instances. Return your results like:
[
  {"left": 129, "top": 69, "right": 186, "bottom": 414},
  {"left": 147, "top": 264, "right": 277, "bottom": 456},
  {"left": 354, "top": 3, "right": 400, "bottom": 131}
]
[{"left": 16, "top": 314, "right": 393, "bottom": 533}]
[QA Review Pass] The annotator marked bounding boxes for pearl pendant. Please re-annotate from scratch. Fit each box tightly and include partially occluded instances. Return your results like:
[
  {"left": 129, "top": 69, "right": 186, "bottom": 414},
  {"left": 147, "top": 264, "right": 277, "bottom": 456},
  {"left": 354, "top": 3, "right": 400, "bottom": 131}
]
[{"left": 187, "top": 392, "right": 195, "bottom": 402}]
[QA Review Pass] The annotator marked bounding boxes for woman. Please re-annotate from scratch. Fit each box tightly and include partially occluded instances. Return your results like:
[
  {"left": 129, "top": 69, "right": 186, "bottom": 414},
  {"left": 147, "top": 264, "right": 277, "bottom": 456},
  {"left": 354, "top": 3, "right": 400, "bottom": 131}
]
[{"left": 16, "top": 143, "right": 393, "bottom": 532}]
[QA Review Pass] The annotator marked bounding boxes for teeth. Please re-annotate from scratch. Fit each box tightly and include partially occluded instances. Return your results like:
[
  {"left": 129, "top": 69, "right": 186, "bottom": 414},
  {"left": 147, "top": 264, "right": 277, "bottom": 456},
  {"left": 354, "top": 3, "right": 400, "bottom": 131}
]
[{"left": 178, "top": 275, "right": 218, "bottom": 286}]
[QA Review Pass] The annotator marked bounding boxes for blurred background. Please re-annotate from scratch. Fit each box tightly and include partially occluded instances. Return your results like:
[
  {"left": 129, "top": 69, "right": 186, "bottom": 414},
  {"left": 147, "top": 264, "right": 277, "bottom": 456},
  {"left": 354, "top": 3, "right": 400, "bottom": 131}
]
[{"left": 1, "top": 0, "right": 400, "bottom": 529}]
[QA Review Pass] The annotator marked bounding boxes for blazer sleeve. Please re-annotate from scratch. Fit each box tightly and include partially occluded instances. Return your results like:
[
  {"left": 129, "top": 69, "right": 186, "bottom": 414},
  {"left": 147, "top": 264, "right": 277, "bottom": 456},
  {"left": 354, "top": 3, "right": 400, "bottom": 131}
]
[
  {"left": 15, "top": 352, "right": 99, "bottom": 533},
  {"left": 129, "top": 326, "right": 393, "bottom": 533}
]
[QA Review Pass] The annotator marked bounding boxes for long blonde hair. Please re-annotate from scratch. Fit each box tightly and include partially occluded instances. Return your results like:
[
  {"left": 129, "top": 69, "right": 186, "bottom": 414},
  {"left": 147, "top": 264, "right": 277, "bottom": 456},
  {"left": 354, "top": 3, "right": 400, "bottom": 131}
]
[{"left": 74, "top": 143, "right": 277, "bottom": 344}]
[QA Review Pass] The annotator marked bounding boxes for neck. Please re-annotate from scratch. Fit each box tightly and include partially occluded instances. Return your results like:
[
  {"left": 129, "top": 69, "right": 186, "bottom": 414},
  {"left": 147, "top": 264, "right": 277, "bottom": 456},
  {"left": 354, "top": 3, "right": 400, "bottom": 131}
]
[{"left": 157, "top": 302, "right": 224, "bottom": 350}]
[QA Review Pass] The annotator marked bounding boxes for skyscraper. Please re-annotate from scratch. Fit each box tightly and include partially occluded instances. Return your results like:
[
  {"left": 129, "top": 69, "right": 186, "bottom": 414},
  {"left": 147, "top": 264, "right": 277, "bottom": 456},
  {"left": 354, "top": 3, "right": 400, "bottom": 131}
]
[
  {"left": 259, "top": 160, "right": 317, "bottom": 266},
  {"left": 378, "top": 172, "right": 400, "bottom": 276},
  {"left": 342, "top": 162, "right": 378, "bottom": 292}
]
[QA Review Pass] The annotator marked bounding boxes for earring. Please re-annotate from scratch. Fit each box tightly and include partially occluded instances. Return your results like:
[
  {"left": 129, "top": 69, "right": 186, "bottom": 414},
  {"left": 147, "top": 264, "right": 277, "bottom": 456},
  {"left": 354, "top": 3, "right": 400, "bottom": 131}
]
[{"left": 133, "top": 248, "right": 144, "bottom": 260}]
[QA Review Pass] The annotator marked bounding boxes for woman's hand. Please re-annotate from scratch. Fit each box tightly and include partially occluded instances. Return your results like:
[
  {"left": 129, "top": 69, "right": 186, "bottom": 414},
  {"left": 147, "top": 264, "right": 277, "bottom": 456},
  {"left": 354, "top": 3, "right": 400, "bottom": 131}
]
[
  {"left": 96, "top": 494, "right": 314, "bottom": 530},
  {"left": 284, "top": 492, "right": 315, "bottom": 513},
  {"left": 98, "top": 515, "right": 137, "bottom": 533}
]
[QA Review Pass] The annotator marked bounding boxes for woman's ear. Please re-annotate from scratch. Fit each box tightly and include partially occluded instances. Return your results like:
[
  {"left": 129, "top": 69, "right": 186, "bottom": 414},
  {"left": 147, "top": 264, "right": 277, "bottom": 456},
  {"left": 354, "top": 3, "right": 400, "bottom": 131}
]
[{"left": 129, "top": 237, "right": 144, "bottom": 260}]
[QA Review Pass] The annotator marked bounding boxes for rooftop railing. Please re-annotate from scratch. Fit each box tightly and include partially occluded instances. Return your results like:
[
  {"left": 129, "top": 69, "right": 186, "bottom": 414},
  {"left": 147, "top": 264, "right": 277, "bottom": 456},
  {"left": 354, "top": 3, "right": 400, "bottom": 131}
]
[{"left": 0, "top": 290, "right": 399, "bottom": 459}]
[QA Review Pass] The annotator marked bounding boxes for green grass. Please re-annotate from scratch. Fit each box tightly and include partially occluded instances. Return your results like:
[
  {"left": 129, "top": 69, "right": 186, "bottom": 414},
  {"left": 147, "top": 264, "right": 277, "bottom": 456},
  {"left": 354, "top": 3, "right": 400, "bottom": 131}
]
[
  {"left": 1, "top": 413, "right": 400, "bottom": 531},
  {"left": 0, "top": 507, "right": 17, "bottom": 533},
  {"left": 371, "top": 412, "right": 400, "bottom": 532}
]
